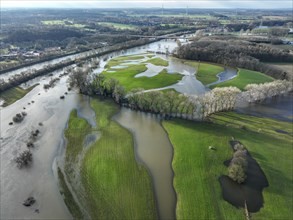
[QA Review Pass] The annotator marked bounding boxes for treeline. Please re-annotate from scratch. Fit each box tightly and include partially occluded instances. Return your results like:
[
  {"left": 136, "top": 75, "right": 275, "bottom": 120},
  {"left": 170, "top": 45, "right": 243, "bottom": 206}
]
[
  {"left": 125, "top": 87, "right": 241, "bottom": 120},
  {"left": 70, "top": 64, "right": 292, "bottom": 121},
  {"left": 70, "top": 66, "right": 242, "bottom": 120},
  {"left": 4, "top": 28, "right": 84, "bottom": 43},
  {"left": 240, "top": 80, "right": 293, "bottom": 103},
  {"left": 0, "top": 38, "right": 154, "bottom": 92},
  {"left": 0, "top": 59, "right": 74, "bottom": 92},
  {"left": 176, "top": 39, "right": 292, "bottom": 80}
]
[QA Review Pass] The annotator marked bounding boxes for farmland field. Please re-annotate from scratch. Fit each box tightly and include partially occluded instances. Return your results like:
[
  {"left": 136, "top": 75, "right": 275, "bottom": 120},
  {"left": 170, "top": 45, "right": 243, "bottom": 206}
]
[
  {"left": 64, "top": 98, "right": 158, "bottom": 219},
  {"left": 163, "top": 112, "right": 292, "bottom": 220}
]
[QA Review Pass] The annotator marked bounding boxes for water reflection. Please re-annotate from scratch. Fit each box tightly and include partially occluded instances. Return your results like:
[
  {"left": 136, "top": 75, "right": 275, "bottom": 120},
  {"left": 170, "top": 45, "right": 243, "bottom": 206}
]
[
  {"left": 236, "top": 94, "right": 293, "bottom": 122},
  {"left": 114, "top": 108, "right": 176, "bottom": 220}
]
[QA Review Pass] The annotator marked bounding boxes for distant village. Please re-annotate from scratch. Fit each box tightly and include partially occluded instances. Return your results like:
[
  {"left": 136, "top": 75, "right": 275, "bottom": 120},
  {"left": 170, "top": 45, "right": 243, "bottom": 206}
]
[{"left": 0, "top": 45, "right": 62, "bottom": 61}]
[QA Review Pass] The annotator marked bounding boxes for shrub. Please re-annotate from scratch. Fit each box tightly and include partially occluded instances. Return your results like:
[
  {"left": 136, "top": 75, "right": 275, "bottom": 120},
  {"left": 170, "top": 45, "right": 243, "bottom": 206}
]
[
  {"left": 231, "top": 157, "right": 248, "bottom": 168},
  {"left": 13, "top": 113, "right": 24, "bottom": 123},
  {"left": 228, "top": 163, "right": 247, "bottom": 184},
  {"left": 228, "top": 146, "right": 248, "bottom": 184},
  {"left": 26, "top": 141, "right": 34, "bottom": 148},
  {"left": 233, "top": 143, "right": 245, "bottom": 151},
  {"left": 15, "top": 150, "right": 32, "bottom": 168},
  {"left": 233, "top": 149, "right": 247, "bottom": 158},
  {"left": 29, "top": 129, "right": 40, "bottom": 141}
]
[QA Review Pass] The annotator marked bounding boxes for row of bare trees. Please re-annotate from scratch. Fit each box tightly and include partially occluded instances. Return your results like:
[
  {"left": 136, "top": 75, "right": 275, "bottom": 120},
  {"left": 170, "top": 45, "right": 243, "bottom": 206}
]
[
  {"left": 0, "top": 59, "right": 74, "bottom": 92},
  {"left": 0, "top": 37, "right": 157, "bottom": 92},
  {"left": 240, "top": 80, "right": 293, "bottom": 103},
  {"left": 68, "top": 64, "right": 292, "bottom": 121},
  {"left": 124, "top": 87, "right": 242, "bottom": 120}
]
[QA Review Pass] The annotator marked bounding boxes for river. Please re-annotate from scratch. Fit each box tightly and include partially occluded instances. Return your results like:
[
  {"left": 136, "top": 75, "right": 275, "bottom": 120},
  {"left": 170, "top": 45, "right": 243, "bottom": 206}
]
[
  {"left": 0, "top": 37, "right": 290, "bottom": 220},
  {"left": 0, "top": 38, "right": 190, "bottom": 219},
  {"left": 114, "top": 109, "right": 176, "bottom": 220}
]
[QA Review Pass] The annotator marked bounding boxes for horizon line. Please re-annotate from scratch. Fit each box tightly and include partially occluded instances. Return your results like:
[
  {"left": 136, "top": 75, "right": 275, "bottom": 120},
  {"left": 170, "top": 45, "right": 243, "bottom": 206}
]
[{"left": 1, "top": 7, "right": 292, "bottom": 10}]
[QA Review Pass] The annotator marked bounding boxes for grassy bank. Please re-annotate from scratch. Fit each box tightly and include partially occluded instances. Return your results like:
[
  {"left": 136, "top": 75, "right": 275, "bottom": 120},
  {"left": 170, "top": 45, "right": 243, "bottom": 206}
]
[
  {"left": 105, "top": 55, "right": 145, "bottom": 68},
  {"left": 64, "top": 98, "right": 157, "bottom": 219},
  {"left": 163, "top": 112, "right": 292, "bottom": 219},
  {"left": 0, "top": 84, "right": 39, "bottom": 107},
  {"left": 211, "top": 69, "right": 274, "bottom": 90},
  {"left": 146, "top": 57, "right": 169, "bottom": 66},
  {"left": 104, "top": 65, "right": 182, "bottom": 92},
  {"left": 184, "top": 61, "right": 224, "bottom": 85},
  {"left": 58, "top": 168, "right": 83, "bottom": 219}
]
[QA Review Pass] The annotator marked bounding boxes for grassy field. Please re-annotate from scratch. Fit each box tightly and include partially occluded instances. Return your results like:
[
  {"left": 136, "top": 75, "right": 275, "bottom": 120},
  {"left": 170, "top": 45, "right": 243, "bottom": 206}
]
[
  {"left": 42, "top": 20, "right": 85, "bottom": 28},
  {"left": 64, "top": 98, "right": 158, "bottom": 219},
  {"left": 58, "top": 168, "right": 83, "bottom": 219},
  {"left": 103, "top": 55, "right": 182, "bottom": 91},
  {"left": 211, "top": 68, "right": 274, "bottom": 90},
  {"left": 98, "top": 22, "right": 138, "bottom": 30},
  {"left": 184, "top": 61, "right": 224, "bottom": 85},
  {"left": 163, "top": 112, "right": 292, "bottom": 220},
  {"left": 0, "top": 84, "right": 39, "bottom": 107},
  {"left": 146, "top": 57, "right": 169, "bottom": 66},
  {"left": 105, "top": 55, "right": 145, "bottom": 68},
  {"left": 104, "top": 66, "right": 182, "bottom": 91}
]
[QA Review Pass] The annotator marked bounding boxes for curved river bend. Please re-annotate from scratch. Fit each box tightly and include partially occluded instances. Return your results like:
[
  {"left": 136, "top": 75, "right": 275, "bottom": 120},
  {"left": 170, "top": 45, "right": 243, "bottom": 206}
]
[{"left": 115, "top": 109, "right": 176, "bottom": 220}]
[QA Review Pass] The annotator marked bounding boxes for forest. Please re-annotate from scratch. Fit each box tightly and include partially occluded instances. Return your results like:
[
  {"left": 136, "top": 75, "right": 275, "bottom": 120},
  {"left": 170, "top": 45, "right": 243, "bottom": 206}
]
[{"left": 176, "top": 37, "right": 293, "bottom": 80}]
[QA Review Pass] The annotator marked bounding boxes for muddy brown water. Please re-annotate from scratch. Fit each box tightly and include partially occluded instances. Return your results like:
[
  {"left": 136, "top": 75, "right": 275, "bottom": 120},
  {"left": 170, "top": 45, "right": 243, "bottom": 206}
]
[
  {"left": 219, "top": 141, "right": 269, "bottom": 213},
  {"left": 114, "top": 108, "right": 176, "bottom": 220},
  {"left": 0, "top": 74, "right": 97, "bottom": 219},
  {"left": 236, "top": 93, "right": 293, "bottom": 122},
  {"left": 1, "top": 35, "right": 289, "bottom": 219},
  {"left": 0, "top": 38, "right": 186, "bottom": 219}
]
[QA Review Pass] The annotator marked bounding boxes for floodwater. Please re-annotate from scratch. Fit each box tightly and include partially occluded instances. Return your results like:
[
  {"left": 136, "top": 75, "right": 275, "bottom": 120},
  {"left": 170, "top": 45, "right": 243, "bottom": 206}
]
[
  {"left": 206, "top": 67, "right": 238, "bottom": 87},
  {"left": 135, "top": 63, "right": 165, "bottom": 78},
  {"left": 236, "top": 93, "right": 293, "bottom": 122},
  {"left": 0, "top": 38, "right": 183, "bottom": 219},
  {"left": 0, "top": 77, "right": 74, "bottom": 219},
  {"left": 0, "top": 74, "right": 97, "bottom": 219},
  {"left": 114, "top": 109, "right": 176, "bottom": 220},
  {"left": 0, "top": 50, "right": 96, "bottom": 81},
  {"left": 219, "top": 141, "right": 269, "bottom": 213},
  {"left": 1, "top": 35, "right": 291, "bottom": 220}
]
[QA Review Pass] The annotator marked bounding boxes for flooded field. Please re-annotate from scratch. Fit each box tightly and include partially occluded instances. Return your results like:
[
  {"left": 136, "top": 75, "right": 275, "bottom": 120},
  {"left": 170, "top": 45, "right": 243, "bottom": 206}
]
[{"left": 1, "top": 37, "right": 291, "bottom": 219}]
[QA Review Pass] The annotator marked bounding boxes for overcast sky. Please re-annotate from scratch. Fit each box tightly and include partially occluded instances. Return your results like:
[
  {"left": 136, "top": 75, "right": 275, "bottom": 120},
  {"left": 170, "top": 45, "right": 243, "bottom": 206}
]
[{"left": 1, "top": 0, "right": 292, "bottom": 9}]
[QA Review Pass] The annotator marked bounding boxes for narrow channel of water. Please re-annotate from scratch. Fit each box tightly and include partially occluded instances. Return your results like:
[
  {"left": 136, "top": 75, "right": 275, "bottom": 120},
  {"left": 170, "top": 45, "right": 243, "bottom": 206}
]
[
  {"left": 206, "top": 67, "right": 238, "bottom": 87},
  {"left": 114, "top": 108, "right": 176, "bottom": 220}
]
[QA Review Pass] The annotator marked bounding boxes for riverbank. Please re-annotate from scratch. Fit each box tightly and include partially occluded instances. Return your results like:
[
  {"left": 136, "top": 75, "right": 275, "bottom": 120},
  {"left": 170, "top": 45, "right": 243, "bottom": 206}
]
[
  {"left": 184, "top": 61, "right": 224, "bottom": 85},
  {"left": 63, "top": 97, "right": 158, "bottom": 219},
  {"left": 163, "top": 112, "right": 292, "bottom": 219},
  {"left": 210, "top": 69, "right": 274, "bottom": 90},
  {"left": 0, "top": 38, "right": 157, "bottom": 92},
  {"left": 102, "top": 54, "right": 183, "bottom": 92},
  {"left": 0, "top": 51, "right": 77, "bottom": 75},
  {"left": 0, "top": 84, "right": 39, "bottom": 107}
]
